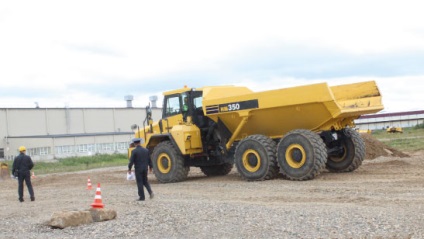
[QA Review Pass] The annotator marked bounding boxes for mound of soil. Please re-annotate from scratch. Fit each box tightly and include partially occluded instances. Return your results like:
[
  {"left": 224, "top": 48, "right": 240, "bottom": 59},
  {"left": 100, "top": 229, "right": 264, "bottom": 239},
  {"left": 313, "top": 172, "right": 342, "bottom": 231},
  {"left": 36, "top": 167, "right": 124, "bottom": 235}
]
[{"left": 360, "top": 133, "right": 409, "bottom": 160}]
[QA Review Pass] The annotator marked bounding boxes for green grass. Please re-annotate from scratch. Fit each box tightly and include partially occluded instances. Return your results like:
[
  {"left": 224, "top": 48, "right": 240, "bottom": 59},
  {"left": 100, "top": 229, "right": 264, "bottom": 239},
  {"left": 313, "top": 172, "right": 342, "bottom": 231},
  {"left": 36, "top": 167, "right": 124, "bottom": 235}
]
[
  {"left": 3, "top": 154, "right": 128, "bottom": 175},
  {"left": 372, "top": 128, "right": 424, "bottom": 152},
  {"left": 415, "top": 123, "right": 424, "bottom": 129}
]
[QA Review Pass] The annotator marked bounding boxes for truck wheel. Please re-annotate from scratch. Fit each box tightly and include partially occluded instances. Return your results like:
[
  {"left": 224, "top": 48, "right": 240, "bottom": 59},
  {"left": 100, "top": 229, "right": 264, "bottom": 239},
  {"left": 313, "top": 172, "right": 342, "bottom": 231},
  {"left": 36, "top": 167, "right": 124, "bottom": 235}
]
[
  {"left": 151, "top": 141, "right": 189, "bottom": 183},
  {"left": 277, "top": 129, "right": 327, "bottom": 180},
  {"left": 234, "top": 135, "right": 279, "bottom": 181},
  {"left": 200, "top": 163, "right": 233, "bottom": 176},
  {"left": 326, "top": 128, "right": 365, "bottom": 172}
]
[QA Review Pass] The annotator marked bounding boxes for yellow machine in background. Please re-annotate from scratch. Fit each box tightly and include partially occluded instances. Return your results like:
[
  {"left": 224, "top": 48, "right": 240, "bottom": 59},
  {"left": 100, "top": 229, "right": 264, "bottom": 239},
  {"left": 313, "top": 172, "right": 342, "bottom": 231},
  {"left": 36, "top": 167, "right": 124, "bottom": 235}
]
[
  {"left": 130, "top": 81, "right": 383, "bottom": 183},
  {"left": 356, "top": 129, "right": 372, "bottom": 134},
  {"left": 386, "top": 127, "right": 403, "bottom": 133}
]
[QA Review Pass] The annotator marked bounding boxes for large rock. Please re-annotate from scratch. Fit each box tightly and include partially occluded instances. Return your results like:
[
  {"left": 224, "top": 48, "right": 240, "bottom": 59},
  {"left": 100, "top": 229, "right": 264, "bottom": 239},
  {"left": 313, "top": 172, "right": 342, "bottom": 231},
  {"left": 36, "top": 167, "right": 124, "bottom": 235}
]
[
  {"left": 49, "top": 209, "right": 118, "bottom": 229},
  {"left": 49, "top": 210, "right": 93, "bottom": 229},
  {"left": 89, "top": 208, "right": 117, "bottom": 222}
]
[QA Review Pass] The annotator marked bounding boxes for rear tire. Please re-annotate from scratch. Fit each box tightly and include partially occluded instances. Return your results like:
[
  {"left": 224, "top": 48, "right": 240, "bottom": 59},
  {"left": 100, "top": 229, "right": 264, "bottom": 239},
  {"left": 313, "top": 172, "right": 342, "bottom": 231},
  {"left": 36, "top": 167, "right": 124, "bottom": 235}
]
[
  {"left": 326, "top": 128, "right": 365, "bottom": 172},
  {"left": 200, "top": 163, "right": 233, "bottom": 176},
  {"left": 234, "top": 134, "right": 279, "bottom": 181},
  {"left": 277, "top": 129, "right": 327, "bottom": 180},
  {"left": 151, "top": 141, "right": 189, "bottom": 183}
]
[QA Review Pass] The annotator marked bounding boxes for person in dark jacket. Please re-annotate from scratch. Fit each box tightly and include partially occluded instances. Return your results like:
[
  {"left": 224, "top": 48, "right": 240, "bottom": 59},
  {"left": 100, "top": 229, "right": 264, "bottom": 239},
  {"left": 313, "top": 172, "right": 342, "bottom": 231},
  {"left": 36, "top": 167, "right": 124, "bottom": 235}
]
[
  {"left": 128, "top": 138, "right": 154, "bottom": 201},
  {"left": 12, "top": 146, "right": 35, "bottom": 202}
]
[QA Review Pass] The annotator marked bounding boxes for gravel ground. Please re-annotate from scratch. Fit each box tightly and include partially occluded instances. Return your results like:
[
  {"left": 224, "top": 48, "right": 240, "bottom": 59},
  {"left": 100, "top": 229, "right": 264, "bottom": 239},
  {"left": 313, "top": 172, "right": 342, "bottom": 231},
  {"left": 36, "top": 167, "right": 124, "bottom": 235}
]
[{"left": 1, "top": 151, "right": 424, "bottom": 239}]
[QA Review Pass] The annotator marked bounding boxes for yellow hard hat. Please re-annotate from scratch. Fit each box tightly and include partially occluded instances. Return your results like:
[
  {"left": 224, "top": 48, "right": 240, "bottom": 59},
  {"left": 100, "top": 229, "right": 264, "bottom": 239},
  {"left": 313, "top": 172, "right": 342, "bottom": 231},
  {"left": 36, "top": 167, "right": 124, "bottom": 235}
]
[{"left": 19, "top": 146, "right": 26, "bottom": 152}]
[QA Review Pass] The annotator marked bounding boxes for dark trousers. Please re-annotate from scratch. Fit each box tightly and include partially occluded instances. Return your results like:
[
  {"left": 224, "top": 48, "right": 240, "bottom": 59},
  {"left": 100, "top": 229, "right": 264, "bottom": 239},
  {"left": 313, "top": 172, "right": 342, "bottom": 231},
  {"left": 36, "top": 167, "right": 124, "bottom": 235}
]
[
  {"left": 18, "top": 171, "right": 34, "bottom": 200},
  {"left": 135, "top": 168, "right": 152, "bottom": 200}
]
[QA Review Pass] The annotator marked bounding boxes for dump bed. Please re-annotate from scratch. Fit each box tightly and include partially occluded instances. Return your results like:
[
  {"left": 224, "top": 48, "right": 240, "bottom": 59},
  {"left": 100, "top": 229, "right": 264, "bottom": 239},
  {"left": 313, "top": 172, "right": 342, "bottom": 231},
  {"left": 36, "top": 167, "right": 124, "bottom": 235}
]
[{"left": 202, "top": 81, "right": 383, "bottom": 140}]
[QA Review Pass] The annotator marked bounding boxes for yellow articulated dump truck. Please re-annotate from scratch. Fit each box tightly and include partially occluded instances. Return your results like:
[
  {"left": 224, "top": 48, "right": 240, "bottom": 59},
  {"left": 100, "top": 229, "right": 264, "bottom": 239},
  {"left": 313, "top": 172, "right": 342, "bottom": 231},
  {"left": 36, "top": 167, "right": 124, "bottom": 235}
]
[{"left": 130, "top": 81, "right": 383, "bottom": 183}]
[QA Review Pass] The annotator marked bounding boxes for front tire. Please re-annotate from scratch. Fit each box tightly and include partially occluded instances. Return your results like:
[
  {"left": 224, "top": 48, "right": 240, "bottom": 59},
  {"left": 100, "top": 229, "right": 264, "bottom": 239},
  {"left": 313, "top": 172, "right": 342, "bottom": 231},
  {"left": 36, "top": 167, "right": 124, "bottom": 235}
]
[
  {"left": 277, "top": 129, "right": 327, "bottom": 180},
  {"left": 151, "top": 141, "right": 189, "bottom": 183},
  {"left": 234, "top": 134, "right": 279, "bottom": 181}
]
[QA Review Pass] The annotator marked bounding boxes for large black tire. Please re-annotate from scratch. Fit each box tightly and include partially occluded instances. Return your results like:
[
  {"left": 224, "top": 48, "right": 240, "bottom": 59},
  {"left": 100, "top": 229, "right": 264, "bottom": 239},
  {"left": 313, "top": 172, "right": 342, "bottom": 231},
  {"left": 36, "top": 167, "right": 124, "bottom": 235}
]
[
  {"left": 200, "top": 163, "right": 233, "bottom": 176},
  {"left": 234, "top": 134, "right": 279, "bottom": 181},
  {"left": 151, "top": 141, "right": 189, "bottom": 183},
  {"left": 326, "top": 128, "right": 365, "bottom": 172},
  {"left": 277, "top": 129, "right": 327, "bottom": 181}
]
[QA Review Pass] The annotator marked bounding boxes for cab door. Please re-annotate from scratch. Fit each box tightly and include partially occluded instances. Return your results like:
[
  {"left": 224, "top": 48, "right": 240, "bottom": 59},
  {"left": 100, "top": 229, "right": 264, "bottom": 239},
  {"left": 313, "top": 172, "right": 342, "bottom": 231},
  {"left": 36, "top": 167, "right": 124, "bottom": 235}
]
[{"left": 161, "top": 94, "right": 184, "bottom": 131}]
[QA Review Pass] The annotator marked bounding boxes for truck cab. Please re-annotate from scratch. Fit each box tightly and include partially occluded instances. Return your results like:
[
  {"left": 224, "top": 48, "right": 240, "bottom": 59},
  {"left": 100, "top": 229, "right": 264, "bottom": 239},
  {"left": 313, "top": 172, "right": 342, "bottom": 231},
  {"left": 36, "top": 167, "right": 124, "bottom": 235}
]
[{"left": 129, "top": 87, "right": 233, "bottom": 183}]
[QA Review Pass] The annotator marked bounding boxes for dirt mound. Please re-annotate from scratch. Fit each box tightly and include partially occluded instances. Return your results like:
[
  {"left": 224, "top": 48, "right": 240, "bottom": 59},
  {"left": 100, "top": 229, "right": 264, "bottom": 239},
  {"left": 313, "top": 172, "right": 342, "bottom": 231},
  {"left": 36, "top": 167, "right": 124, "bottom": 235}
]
[{"left": 360, "top": 133, "right": 409, "bottom": 160}]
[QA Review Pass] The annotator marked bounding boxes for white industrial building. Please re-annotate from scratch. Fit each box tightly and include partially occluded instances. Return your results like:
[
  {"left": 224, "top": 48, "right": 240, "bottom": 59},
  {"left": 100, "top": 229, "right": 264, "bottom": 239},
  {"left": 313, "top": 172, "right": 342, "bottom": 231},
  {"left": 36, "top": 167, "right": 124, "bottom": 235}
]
[
  {"left": 0, "top": 107, "right": 162, "bottom": 161},
  {"left": 355, "top": 110, "right": 424, "bottom": 130}
]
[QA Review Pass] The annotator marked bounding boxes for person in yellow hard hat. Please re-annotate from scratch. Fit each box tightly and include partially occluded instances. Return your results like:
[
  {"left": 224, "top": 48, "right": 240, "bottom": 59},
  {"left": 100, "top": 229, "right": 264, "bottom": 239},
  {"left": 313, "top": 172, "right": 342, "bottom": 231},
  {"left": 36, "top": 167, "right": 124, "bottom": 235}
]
[{"left": 12, "top": 146, "right": 35, "bottom": 202}]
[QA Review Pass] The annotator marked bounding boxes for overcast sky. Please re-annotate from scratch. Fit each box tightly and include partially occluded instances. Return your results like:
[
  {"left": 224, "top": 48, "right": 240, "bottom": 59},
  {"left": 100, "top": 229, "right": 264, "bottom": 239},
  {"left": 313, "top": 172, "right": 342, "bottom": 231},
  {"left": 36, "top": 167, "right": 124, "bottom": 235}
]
[{"left": 1, "top": 0, "right": 423, "bottom": 113}]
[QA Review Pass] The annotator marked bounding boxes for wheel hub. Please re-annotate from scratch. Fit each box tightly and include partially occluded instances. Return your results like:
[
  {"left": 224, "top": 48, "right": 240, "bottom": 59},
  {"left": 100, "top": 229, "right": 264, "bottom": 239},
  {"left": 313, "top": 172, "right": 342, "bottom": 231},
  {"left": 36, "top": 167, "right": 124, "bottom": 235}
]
[
  {"left": 242, "top": 149, "right": 261, "bottom": 172},
  {"left": 329, "top": 145, "right": 347, "bottom": 163},
  {"left": 285, "top": 144, "right": 306, "bottom": 169},
  {"left": 290, "top": 148, "right": 303, "bottom": 163},
  {"left": 161, "top": 158, "right": 169, "bottom": 169},
  {"left": 248, "top": 154, "right": 258, "bottom": 167},
  {"left": 157, "top": 153, "right": 171, "bottom": 173}
]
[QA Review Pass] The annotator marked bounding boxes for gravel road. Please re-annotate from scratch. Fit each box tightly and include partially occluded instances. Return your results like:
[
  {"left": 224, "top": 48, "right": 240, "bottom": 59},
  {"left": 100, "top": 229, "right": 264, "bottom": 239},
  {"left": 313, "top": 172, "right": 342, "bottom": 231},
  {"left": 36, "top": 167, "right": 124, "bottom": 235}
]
[{"left": 1, "top": 151, "right": 424, "bottom": 239}]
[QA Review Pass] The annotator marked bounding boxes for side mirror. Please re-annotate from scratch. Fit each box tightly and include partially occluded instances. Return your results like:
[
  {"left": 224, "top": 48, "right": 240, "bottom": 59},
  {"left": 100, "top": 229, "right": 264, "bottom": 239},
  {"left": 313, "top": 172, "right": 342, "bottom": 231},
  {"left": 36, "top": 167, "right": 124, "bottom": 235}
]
[{"left": 130, "top": 124, "right": 138, "bottom": 130}]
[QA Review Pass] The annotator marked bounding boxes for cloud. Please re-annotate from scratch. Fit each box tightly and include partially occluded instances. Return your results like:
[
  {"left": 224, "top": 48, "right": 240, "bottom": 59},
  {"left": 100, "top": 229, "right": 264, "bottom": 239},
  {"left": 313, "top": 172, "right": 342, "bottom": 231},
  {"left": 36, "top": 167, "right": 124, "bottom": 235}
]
[
  {"left": 63, "top": 44, "right": 124, "bottom": 57},
  {"left": 1, "top": 0, "right": 423, "bottom": 112},
  {"left": 220, "top": 44, "right": 424, "bottom": 78}
]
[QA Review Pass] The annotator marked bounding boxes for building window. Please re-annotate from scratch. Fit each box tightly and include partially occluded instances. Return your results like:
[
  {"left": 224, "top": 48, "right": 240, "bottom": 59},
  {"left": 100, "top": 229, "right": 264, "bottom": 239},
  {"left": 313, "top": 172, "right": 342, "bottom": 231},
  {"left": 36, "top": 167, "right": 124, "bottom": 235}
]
[
  {"left": 27, "top": 147, "right": 51, "bottom": 157},
  {"left": 77, "top": 144, "right": 88, "bottom": 153},
  {"left": 98, "top": 143, "right": 113, "bottom": 151},
  {"left": 53, "top": 142, "right": 131, "bottom": 156},
  {"left": 115, "top": 142, "right": 128, "bottom": 150},
  {"left": 39, "top": 147, "right": 49, "bottom": 155},
  {"left": 55, "top": 145, "right": 74, "bottom": 154},
  {"left": 87, "top": 144, "right": 95, "bottom": 153}
]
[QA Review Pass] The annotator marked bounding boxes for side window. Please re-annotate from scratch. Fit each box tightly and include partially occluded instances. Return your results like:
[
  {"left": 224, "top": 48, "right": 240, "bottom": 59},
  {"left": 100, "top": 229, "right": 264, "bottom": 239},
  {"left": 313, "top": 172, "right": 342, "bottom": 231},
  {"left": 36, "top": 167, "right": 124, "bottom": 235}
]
[
  {"left": 193, "top": 96, "right": 203, "bottom": 109},
  {"left": 165, "top": 96, "right": 181, "bottom": 117}
]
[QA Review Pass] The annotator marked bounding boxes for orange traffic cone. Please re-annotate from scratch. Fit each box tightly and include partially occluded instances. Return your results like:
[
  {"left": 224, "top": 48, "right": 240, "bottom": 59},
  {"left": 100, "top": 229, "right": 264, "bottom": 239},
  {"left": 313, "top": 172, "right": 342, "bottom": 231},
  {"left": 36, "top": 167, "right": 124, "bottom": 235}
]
[
  {"left": 91, "top": 183, "right": 105, "bottom": 209},
  {"left": 86, "top": 177, "right": 92, "bottom": 190},
  {"left": 31, "top": 171, "right": 36, "bottom": 179}
]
